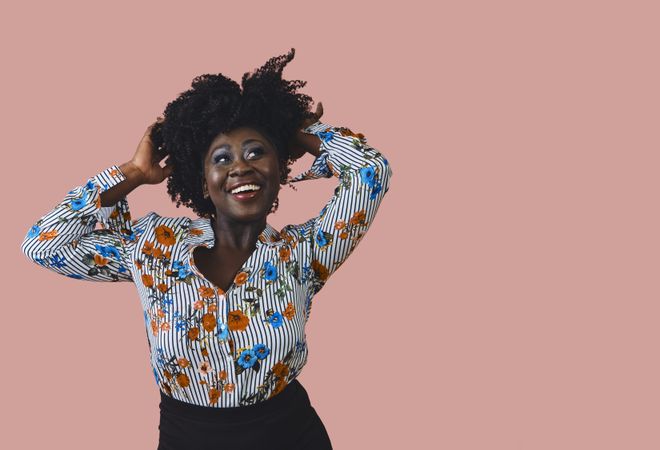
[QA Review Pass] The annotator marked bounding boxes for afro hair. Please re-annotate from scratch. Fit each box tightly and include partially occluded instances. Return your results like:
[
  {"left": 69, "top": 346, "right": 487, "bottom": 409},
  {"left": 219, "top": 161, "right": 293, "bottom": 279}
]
[{"left": 149, "top": 47, "right": 316, "bottom": 219}]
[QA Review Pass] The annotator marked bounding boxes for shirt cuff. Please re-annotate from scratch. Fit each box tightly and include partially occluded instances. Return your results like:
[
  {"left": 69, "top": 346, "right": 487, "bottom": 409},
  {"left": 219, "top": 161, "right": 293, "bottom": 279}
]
[
  {"left": 91, "top": 165, "right": 128, "bottom": 223},
  {"left": 288, "top": 121, "right": 335, "bottom": 183}
]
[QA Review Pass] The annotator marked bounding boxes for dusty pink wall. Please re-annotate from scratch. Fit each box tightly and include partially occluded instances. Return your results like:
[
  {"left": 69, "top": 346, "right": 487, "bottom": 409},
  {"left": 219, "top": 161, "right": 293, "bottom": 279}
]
[{"left": 5, "top": 1, "right": 660, "bottom": 449}]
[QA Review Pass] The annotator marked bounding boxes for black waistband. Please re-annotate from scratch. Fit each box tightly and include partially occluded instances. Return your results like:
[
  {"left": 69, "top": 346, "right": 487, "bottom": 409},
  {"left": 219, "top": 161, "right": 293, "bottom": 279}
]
[{"left": 159, "top": 378, "right": 308, "bottom": 423}]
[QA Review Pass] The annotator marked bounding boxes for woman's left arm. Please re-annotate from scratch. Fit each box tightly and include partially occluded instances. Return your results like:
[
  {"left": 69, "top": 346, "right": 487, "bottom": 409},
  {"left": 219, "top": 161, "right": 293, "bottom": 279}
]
[{"left": 287, "top": 120, "right": 393, "bottom": 296}]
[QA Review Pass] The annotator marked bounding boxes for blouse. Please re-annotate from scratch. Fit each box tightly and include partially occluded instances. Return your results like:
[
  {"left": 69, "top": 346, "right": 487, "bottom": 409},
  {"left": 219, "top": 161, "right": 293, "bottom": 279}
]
[{"left": 20, "top": 120, "right": 393, "bottom": 407}]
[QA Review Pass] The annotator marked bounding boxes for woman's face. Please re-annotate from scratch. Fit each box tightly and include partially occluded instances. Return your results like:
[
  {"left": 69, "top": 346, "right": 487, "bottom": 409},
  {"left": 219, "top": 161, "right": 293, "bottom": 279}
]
[{"left": 203, "top": 126, "right": 282, "bottom": 223}]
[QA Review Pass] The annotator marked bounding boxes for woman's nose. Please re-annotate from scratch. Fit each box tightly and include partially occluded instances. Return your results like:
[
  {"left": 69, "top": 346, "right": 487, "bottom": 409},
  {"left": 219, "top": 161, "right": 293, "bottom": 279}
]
[{"left": 228, "top": 158, "right": 254, "bottom": 176}]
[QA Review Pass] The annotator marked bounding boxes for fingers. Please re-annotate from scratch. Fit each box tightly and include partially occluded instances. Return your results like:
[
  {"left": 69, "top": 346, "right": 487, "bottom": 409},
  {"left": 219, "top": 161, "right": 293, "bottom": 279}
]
[{"left": 163, "top": 156, "right": 175, "bottom": 176}]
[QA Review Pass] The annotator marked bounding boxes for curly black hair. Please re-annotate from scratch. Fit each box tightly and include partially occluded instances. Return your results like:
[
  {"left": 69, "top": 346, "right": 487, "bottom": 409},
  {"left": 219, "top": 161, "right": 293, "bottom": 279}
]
[{"left": 149, "top": 47, "right": 316, "bottom": 219}]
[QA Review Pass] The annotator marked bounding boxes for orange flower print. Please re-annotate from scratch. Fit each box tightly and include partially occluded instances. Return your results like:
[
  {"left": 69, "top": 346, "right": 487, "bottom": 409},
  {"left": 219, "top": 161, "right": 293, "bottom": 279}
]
[
  {"left": 142, "top": 274, "right": 154, "bottom": 288},
  {"left": 270, "top": 378, "right": 287, "bottom": 398},
  {"left": 279, "top": 246, "right": 290, "bottom": 262},
  {"left": 202, "top": 313, "right": 216, "bottom": 332},
  {"left": 224, "top": 383, "right": 235, "bottom": 393},
  {"left": 93, "top": 254, "right": 109, "bottom": 266},
  {"left": 198, "top": 360, "right": 213, "bottom": 376},
  {"left": 227, "top": 310, "right": 249, "bottom": 331},
  {"left": 178, "top": 358, "right": 190, "bottom": 368},
  {"left": 208, "top": 304, "right": 217, "bottom": 313},
  {"left": 201, "top": 348, "right": 209, "bottom": 358},
  {"left": 350, "top": 209, "right": 367, "bottom": 226},
  {"left": 283, "top": 302, "right": 295, "bottom": 320},
  {"left": 163, "top": 384, "right": 172, "bottom": 396},
  {"left": 209, "top": 387, "right": 220, "bottom": 405},
  {"left": 272, "top": 362, "right": 289, "bottom": 378},
  {"left": 157, "top": 283, "right": 168, "bottom": 293},
  {"left": 163, "top": 370, "right": 173, "bottom": 380},
  {"left": 109, "top": 208, "right": 119, "bottom": 220},
  {"left": 157, "top": 309, "right": 165, "bottom": 318},
  {"left": 151, "top": 319, "right": 158, "bottom": 336},
  {"left": 335, "top": 220, "right": 346, "bottom": 230},
  {"left": 123, "top": 211, "right": 131, "bottom": 221},
  {"left": 155, "top": 224, "right": 176, "bottom": 246},
  {"left": 38, "top": 230, "right": 58, "bottom": 241},
  {"left": 160, "top": 322, "right": 170, "bottom": 331},
  {"left": 310, "top": 259, "right": 329, "bottom": 282},
  {"left": 176, "top": 372, "right": 190, "bottom": 388},
  {"left": 217, "top": 287, "right": 225, "bottom": 296},
  {"left": 218, "top": 370, "right": 227, "bottom": 381},
  {"left": 110, "top": 168, "right": 120, "bottom": 177},
  {"left": 135, "top": 260, "right": 143, "bottom": 270},
  {"left": 193, "top": 300, "right": 204, "bottom": 310},
  {"left": 142, "top": 240, "right": 154, "bottom": 256},
  {"left": 189, "top": 228, "right": 204, "bottom": 236},
  {"left": 340, "top": 231, "right": 349, "bottom": 239},
  {"left": 234, "top": 272, "right": 249, "bottom": 286},
  {"left": 198, "top": 286, "right": 216, "bottom": 298},
  {"left": 187, "top": 327, "right": 200, "bottom": 341},
  {"left": 152, "top": 247, "right": 163, "bottom": 259}
]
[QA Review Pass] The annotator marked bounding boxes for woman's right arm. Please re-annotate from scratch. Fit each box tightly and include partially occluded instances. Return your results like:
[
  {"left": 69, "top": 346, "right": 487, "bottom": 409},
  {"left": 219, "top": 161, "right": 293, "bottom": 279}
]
[
  {"left": 20, "top": 118, "right": 173, "bottom": 282},
  {"left": 20, "top": 163, "right": 146, "bottom": 282}
]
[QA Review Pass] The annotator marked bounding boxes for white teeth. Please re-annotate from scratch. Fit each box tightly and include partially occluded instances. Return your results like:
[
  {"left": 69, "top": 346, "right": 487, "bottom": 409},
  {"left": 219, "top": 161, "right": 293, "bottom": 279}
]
[{"left": 230, "top": 184, "right": 261, "bottom": 194}]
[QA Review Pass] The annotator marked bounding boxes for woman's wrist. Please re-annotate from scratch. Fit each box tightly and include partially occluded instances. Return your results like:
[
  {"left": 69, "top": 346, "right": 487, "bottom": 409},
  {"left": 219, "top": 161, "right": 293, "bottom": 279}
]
[{"left": 296, "top": 131, "right": 323, "bottom": 157}]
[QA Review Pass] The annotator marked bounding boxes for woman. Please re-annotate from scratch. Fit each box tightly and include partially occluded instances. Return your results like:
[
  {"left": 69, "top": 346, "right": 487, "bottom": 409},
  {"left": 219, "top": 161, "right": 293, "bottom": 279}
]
[{"left": 20, "top": 48, "right": 392, "bottom": 449}]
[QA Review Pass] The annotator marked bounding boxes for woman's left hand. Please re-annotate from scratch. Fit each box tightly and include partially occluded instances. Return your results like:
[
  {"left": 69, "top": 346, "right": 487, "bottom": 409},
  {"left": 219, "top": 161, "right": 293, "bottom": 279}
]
[{"left": 287, "top": 102, "right": 324, "bottom": 161}]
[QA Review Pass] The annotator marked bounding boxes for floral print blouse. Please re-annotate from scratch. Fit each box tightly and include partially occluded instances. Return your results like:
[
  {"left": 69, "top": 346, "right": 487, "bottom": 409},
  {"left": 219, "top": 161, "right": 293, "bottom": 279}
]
[{"left": 20, "top": 120, "right": 392, "bottom": 407}]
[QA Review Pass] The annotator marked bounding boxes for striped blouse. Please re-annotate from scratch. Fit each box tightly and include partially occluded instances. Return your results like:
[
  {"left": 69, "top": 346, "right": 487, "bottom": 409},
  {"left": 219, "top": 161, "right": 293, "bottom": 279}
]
[{"left": 20, "top": 120, "right": 393, "bottom": 407}]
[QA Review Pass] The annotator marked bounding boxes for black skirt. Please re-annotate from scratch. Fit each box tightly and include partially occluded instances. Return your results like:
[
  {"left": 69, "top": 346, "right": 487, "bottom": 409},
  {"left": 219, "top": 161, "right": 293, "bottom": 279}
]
[{"left": 157, "top": 378, "right": 333, "bottom": 450}]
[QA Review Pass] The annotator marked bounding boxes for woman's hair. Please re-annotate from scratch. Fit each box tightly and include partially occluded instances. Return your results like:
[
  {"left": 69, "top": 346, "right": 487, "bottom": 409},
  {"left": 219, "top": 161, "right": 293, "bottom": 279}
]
[{"left": 149, "top": 47, "right": 315, "bottom": 219}]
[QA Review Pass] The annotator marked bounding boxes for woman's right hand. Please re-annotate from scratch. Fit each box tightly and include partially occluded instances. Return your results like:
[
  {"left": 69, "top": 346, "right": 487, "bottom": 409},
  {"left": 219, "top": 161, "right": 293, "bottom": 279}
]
[{"left": 129, "top": 117, "right": 174, "bottom": 185}]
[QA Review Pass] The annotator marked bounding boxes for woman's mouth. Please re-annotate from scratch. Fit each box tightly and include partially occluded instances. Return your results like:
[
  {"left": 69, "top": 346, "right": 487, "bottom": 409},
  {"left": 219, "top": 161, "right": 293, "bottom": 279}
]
[{"left": 228, "top": 184, "right": 262, "bottom": 201}]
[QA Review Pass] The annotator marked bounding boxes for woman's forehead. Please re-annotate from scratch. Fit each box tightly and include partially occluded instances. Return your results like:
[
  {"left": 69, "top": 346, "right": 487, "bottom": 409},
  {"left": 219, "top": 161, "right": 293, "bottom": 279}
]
[{"left": 211, "top": 126, "right": 266, "bottom": 145}]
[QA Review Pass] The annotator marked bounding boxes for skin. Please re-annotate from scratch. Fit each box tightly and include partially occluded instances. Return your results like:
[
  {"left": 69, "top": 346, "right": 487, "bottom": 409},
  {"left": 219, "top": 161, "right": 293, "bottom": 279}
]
[
  {"left": 99, "top": 102, "right": 324, "bottom": 293},
  {"left": 194, "top": 127, "right": 286, "bottom": 291}
]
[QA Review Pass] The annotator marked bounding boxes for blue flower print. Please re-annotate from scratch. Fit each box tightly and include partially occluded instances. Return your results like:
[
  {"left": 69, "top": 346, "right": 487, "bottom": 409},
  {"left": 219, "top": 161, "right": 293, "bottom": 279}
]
[
  {"left": 95, "top": 244, "right": 121, "bottom": 261},
  {"left": 360, "top": 166, "right": 376, "bottom": 188},
  {"left": 370, "top": 180, "right": 382, "bottom": 200},
  {"left": 262, "top": 261, "right": 277, "bottom": 281},
  {"left": 317, "top": 130, "right": 334, "bottom": 143},
  {"left": 153, "top": 367, "right": 160, "bottom": 383},
  {"left": 315, "top": 229, "right": 328, "bottom": 248},
  {"left": 267, "top": 312, "right": 284, "bottom": 329},
  {"left": 216, "top": 323, "right": 229, "bottom": 340},
  {"left": 70, "top": 192, "right": 89, "bottom": 211},
  {"left": 172, "top": 260, "right": 192, "bottom": 279},
  {"left": 237, "top": 349, "right": 258, "bottom": 369},
  {"left": 67, "top": 274, "right": 84, "bottom": 279},
  {"left": 27, "top": 225, "right": 40, "bottom": 239},
  {"left": 50, "top": 254, "right": 66, "bottom": 269},
  {"left": 253, "top": 343, "right": 270, "bottom": 360}
]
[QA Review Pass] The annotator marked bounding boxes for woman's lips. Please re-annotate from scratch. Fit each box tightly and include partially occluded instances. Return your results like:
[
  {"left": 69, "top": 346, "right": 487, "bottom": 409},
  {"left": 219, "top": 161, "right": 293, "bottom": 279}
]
[{"left": 230, "top": 190, "right": 261, "bottom": 201}]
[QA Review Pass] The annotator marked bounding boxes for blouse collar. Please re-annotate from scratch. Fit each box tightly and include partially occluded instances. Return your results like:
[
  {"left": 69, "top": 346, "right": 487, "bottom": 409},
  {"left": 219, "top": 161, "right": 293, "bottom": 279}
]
[{"left": 184, "top": 216, "right": 284, "bottom": 249}]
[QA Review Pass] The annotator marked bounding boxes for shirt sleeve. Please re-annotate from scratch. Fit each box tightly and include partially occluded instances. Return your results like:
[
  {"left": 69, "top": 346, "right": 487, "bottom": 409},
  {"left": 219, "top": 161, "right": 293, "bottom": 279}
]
[
  {"left": 287, "top": 120, "right": 393, "bottom": 296},
  {"left": 20, "top": 165, "right": 143, "bottom": 282}
]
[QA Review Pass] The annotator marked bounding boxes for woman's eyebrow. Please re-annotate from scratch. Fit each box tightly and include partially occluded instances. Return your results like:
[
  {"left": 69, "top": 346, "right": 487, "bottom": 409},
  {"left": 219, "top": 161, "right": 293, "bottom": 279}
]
[{"left": 213, "top": 139, "right": 263, "bottom": 151}]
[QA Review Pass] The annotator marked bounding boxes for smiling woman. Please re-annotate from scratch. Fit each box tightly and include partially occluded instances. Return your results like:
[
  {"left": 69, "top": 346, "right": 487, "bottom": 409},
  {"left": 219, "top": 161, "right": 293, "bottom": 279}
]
[{"left": 20, "top": 47, "right": 392, "bottom": 450}]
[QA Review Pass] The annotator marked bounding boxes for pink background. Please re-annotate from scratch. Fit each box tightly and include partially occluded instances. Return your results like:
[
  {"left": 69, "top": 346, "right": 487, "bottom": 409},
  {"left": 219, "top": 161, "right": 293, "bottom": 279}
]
[{"left": 4, "top": 0, "right": 660, "bottom": 448}]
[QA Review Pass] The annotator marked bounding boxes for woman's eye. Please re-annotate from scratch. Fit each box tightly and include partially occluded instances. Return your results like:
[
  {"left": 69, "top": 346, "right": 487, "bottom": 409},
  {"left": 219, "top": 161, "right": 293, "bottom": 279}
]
[
  {"left": 213, "top": 154, "right": 229, "bottom": 164},
  {"left": 247, "top": 147, "right": 263, "bottom": 158}
]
